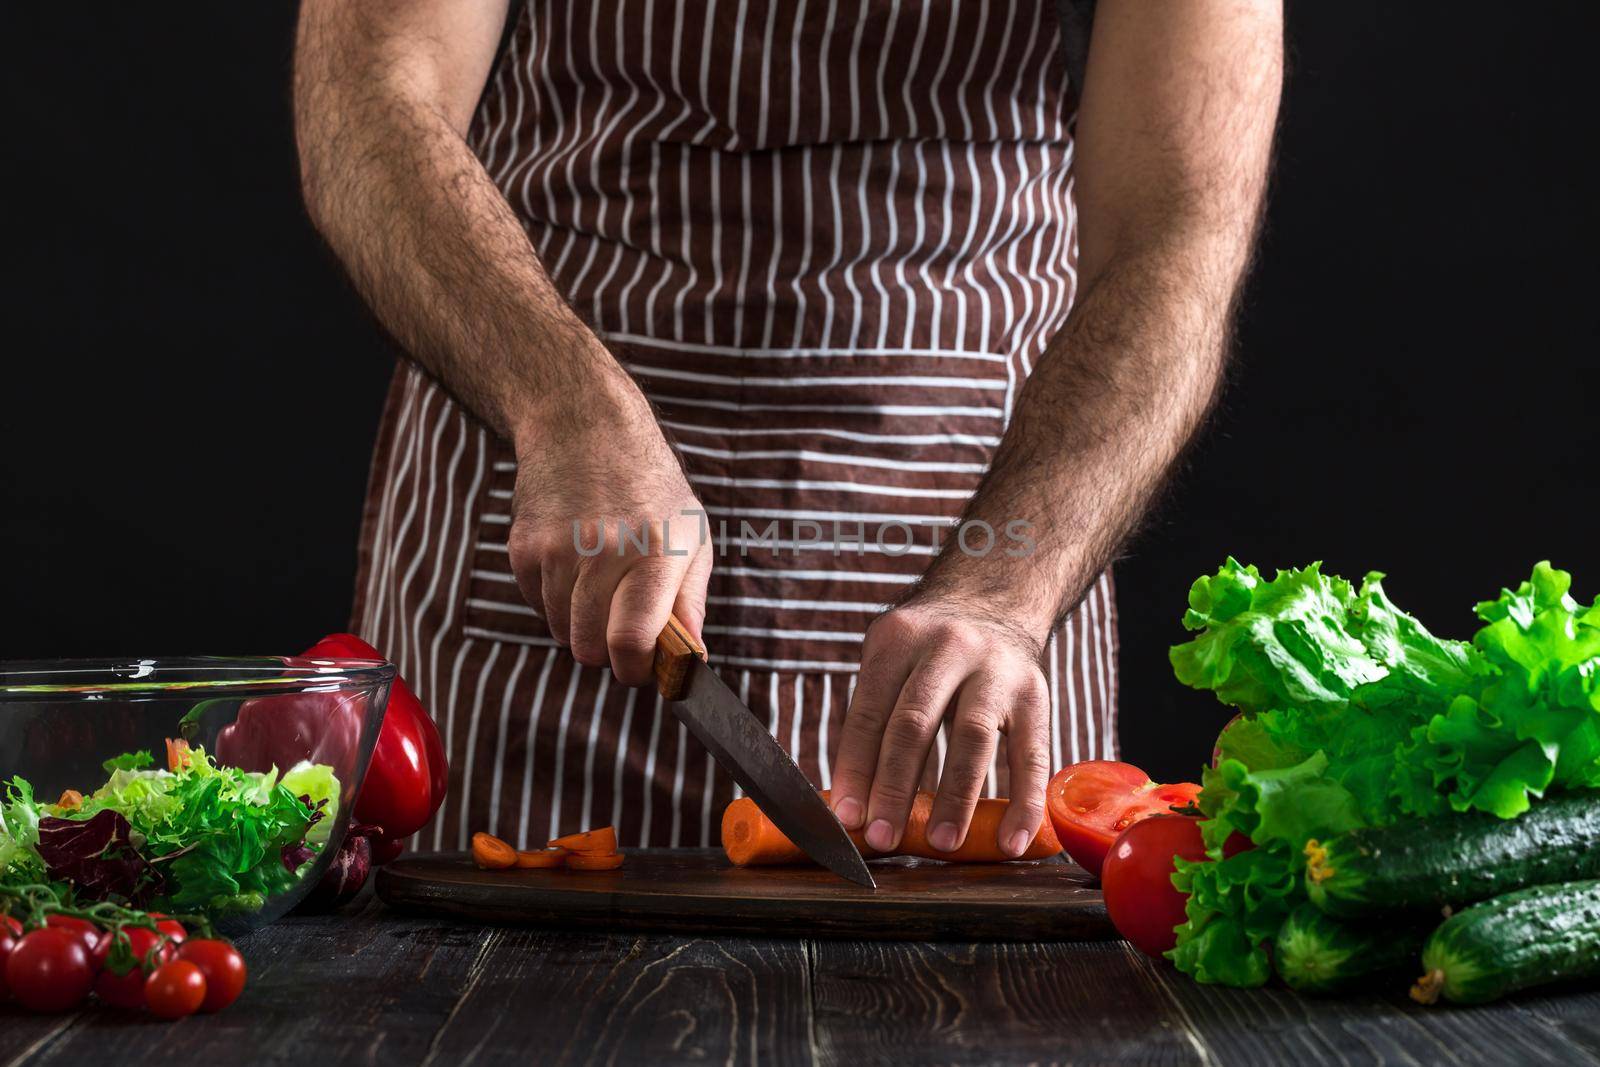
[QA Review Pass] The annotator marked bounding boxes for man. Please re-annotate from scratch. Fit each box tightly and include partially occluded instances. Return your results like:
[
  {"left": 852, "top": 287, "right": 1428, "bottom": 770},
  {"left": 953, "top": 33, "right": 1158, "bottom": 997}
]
[{"left": 294, "top": 0, "right": 1281, "bottom": 857}]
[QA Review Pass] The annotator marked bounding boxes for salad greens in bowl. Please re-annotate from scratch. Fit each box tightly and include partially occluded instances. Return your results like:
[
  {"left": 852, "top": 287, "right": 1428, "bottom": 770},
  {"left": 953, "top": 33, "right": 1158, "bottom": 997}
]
[{"left": 0, "top": 657, "right": 393, "bottom": 933}]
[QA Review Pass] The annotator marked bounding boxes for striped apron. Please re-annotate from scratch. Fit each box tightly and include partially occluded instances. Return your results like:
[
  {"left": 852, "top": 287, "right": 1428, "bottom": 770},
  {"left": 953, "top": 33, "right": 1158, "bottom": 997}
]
[{"left": 352, "top": 0, "right": 1119, "bottom": 852}]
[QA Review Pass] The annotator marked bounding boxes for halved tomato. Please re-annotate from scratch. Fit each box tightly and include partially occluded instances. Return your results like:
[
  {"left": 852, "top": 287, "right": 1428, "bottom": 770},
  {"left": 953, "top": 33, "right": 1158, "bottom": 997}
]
[{"left": 1046, "top": 761, "right": 1201, "bottom": 879}]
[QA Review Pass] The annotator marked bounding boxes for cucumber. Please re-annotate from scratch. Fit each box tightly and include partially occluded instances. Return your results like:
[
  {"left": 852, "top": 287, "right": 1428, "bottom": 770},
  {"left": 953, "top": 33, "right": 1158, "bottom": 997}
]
[
  {"left": 1273, "top": 904, "right": 1426, "bottom": 994},
  {"left": 1304, "top": 791, "right": 1600, "bottom": 918},
  {"left": 1411, "top": 879, "right": 1600, "bottom": 1005}
]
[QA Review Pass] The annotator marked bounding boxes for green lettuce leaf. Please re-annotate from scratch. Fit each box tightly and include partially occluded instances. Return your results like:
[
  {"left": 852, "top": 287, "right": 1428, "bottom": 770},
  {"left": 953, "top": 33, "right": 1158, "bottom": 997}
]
[
  {"left": 1171, "top": 559, "right": 1387, "bottom": 716},
  {"left": 0, "top": 777, "right": 46, "bottom": 885},
  {"left": 281, "top": 760, "right": 340, "bottom": 845},
  {"left": 1167, "top": 559, "right": 1598, "bottom": 988},
  {"left": 1396, "top": 562, "right": 1600, "bottom": 817},
  {"left": 1169, "top": 845, "right": 1299, "bottom": 986},
  {"left": 101, "top": 750, "right": 155, "bottom": 774},
  {"left": 63, "top": 746, "right": 335, "bottom": 914}
]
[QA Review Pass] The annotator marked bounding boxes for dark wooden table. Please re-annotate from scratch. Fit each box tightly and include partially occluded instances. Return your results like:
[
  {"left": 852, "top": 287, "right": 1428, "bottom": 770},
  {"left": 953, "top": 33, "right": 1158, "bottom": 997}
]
[{"left": 3, "top": 895, "right": 1596, "bottom": 1066}]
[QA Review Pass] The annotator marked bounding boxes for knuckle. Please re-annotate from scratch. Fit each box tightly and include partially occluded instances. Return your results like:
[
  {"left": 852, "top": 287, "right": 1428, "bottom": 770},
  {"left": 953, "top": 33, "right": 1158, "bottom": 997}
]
[
  {"left": 607, "top": 624, "right": 657, "bottom": 658},
  {"left": 1020, "top": 670, "right": 1050, "bottom": 709},
  {"left": 837, "top": 706, "right": 886, "bottom": 742},
  {"left": 866, "top": 611, "right": 917, "bottom": 650},
  {"left": 506, "top": 532, "right": 540, "bottom": 574},
  {"left": 870, "top": 779, "right": 916, "bottom": 808},
  {"left": 509, "top": 521, "right": 560, "bottom": 560},
  {"left": 933, "top": 620, "right": 979, "bottom": 655},
  {"left": 1013, "top": 743, "right": 1052, "bottom": 783},
  {"left": 952, "top": 715, "right": 997, "bottom": 750},
  {"left": 888, "top": 702, "right": 942, "bottom": 738},
  {"left": 570, "top": 641, "right": 609, "bottom": 667}
]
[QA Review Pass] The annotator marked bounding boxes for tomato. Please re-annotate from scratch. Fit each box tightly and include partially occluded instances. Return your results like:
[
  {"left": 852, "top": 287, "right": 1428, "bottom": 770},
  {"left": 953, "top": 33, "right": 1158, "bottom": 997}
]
[
  {"left": 1101, "top": 814, "right": 1209, "bottom": 958},
  {"left": 145, "top": 960, "right": 207, "bottom": 1019},
  {"left": 5, "top": 928, "right": 96, "bottom": 1012},
  {"left": 148, "top": 913, "right": 188, "bottom": 944},
  {"left": 91, "top": 927, "right": 177, "bottom": 1009},
  {"left": 176, "top": 939, "right": 248, "bottom": 1012},
  {"left": 1, "top": 915, "right": 23, "bottom": 1000},
  {"left": 43, "top": 914, "right": 101, "bottom": 956},
  {"left": 1046, "top": 761, "right": 1201, "bottom": 879}
]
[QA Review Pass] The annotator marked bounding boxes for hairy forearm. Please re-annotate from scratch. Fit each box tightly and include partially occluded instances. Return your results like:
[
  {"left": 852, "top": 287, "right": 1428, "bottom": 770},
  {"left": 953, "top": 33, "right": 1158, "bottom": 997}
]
[
  {"left": 292, "top": 3, "right": 636, "bottom": 444},
  {"left": 922, "top": 243, "right": 1246, "bottom": 637},
  {"left": 919, "top": 0, "right": 1282, "bottom": 640}
]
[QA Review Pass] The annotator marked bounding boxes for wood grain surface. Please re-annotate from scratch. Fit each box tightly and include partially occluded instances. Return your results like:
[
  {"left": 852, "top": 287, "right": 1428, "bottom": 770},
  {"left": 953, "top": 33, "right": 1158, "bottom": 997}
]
[
  {"left": 374, "top": 848, "right": 1114, "bottom": 941},
  {"left": 1, "top": 893, "right": 1596, "bottom": 1066}
]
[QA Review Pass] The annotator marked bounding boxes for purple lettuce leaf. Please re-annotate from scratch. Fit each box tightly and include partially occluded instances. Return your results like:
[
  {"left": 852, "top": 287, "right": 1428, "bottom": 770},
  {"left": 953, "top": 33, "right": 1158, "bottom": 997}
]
[{"left": 37, "top": 809, "right": 165, "bottom": 905}]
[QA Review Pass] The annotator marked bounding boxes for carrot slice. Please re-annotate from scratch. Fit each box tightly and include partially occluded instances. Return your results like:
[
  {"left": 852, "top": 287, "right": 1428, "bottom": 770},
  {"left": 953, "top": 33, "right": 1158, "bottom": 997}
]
[
  {"left": 566, "top": 851, "right": 625, "bottom": 871},
  {"left": 471, "top": 831, "right": 518, "bottom": 869},
  {"left": 515, "top": 847, "right": 568, "bottom": 869},
  {"left": 548, "top": 826, "right": 617, "bottom": 855},
  {"left": 722, "top": 790, "right": 1061, "bottom": 866}
]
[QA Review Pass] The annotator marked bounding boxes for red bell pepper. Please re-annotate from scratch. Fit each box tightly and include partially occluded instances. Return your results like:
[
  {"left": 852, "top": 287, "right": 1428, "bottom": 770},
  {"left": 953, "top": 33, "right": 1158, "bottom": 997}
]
[
  {"left": 302, "top": 633, "right": 449, "bottom": 852},
  {"left": 216, "top": 634, "right": 448, "bottom": 862}
]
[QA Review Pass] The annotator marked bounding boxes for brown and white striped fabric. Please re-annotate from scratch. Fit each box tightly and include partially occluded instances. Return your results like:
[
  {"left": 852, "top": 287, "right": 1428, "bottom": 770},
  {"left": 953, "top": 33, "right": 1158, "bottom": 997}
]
[{"left": 351, "top": 0, "right": 1119, "bottom": 852}]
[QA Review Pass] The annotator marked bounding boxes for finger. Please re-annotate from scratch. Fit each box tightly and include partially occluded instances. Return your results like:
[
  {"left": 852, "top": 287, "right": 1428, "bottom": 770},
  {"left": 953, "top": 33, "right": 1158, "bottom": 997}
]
[
  {"left": 506, "top": 529, "right": 544, "bottom": 623},
  {"left": 829, "top": 618, "right": 917, "bottom": 831},
  {"left": 671, "top": 540, "right": 714, "bottom": 645},
  {"left": 539, "top": 558, "right": 577, "bottom": 647},
  {"left": 926, "top": 676, "right": 1004, "bottom": 853},
  {"left": 608, "top": 559, "right": 681, "bottom": 686},
  {"left": 567, "top": 558, "right": 624, "bottom": 668},
  {"left": 511, "top": 561, "right": 543, "bottom": 622},
  {"left": 995, "top": 675, "right": 1052, "bottom": 857},
  {"left": 864, "top": 650, "right": 971, "bottom": 852}
]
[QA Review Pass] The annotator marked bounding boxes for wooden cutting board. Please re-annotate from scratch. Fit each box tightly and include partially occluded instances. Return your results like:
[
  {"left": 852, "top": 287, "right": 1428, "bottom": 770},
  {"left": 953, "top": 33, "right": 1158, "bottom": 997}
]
[{"left": 375, "top": 849, "right": 1112, "bottom": 942}]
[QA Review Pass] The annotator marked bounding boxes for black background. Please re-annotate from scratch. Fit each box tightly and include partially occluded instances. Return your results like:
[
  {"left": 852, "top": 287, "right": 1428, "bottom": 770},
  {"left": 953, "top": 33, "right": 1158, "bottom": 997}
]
[{"left": 4, "top": 4, "right": 1594, "bottom": 782}]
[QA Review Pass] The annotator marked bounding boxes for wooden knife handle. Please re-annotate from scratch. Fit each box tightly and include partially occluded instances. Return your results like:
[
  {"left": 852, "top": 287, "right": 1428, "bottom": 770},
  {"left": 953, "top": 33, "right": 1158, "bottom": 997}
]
[{"left": 654, "top": 613, "right": 706, "bottom": 700}]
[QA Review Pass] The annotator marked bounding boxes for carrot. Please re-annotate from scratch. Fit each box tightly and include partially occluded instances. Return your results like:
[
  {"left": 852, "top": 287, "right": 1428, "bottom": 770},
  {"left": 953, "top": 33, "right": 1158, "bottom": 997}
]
[
  {"left": 722, "top": 790, "right": 1062, "bottom": 867},
  {"left": 165, "top": 737, "right": 192, "bottom": 772},
  {"left": 515, "top": 847, "right": 568, "bottom": 869},
  {"left": 565, "top": 851, "right": 625, "bottom": 871},
  {"left": 471, "top": 831, "right": 518, "bottom": 869},
  {"left": 548, "top": 826, "right": 617, "bottom": 855}
]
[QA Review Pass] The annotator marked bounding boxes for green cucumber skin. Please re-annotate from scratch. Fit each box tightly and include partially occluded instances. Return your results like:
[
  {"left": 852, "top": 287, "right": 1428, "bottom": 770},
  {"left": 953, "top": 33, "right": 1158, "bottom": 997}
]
[
  {"left": 1307, "top": 792, "right": 1600, "bottom": 918},
  {"left": 1274, "top": 905, "right": 1425, "bottom": 994},
  {"left": 1423, "top": 879, "right": 1600, "bottom": 1004}
]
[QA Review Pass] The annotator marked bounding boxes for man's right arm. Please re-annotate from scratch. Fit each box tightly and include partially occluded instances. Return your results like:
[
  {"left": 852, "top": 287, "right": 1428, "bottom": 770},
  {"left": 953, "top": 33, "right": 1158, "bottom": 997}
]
[{"left": 294, "top": 0, "right": 712, "bottom": 683}]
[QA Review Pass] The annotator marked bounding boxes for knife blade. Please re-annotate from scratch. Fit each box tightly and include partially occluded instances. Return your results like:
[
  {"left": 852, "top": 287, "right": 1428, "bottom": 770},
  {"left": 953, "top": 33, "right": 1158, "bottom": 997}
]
[{"left": 654, "top": 615, "right": 876, "bottom": 889}]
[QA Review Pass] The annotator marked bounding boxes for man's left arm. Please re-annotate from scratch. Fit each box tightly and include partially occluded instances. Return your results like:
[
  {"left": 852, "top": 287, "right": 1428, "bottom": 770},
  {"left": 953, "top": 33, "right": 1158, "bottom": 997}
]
[{"left": 830, "top": 0, "right": 1284, "bottom": 857}]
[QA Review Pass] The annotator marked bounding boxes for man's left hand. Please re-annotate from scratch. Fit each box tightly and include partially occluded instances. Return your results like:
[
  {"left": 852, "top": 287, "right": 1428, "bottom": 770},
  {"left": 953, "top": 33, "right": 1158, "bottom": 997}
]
[{"left": 828, "top": 595, "right": 1052, "bottom": 858}]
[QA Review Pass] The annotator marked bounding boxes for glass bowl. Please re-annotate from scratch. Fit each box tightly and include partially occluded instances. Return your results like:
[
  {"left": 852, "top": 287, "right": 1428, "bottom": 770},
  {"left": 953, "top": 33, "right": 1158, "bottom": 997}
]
[{"left": 0, "top": 656, "right": 393, "bottom": 934}]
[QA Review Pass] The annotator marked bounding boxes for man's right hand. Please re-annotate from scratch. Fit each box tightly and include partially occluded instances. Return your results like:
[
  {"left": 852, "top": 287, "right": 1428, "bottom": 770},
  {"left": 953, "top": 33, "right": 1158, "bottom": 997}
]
[{"left": 506, "top": 371, "right": 711, "bottom": 687}]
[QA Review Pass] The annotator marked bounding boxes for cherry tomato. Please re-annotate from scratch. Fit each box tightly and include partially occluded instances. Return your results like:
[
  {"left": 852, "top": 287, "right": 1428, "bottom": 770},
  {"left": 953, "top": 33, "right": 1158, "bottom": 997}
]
[
  {"left": 91, "top": 927, "right": 177, "bottom": 1009},
  {"left": 1046, "top": 761, "right": 1201, "bottom": 879},
  {"left": 5, "top": 928, "right": 95, "bottom": 1012},
  {"left": 1, "top": 915, "right": 24, "bottom": 1000},
  {"left": 176, "top": 939, "right": 247, "bottom": 1012},
  {"left": 1101, "top": 814, "right": 1209, "bottom": 958},
  {"left": 145, "top": 960, "right": 207, "bottom": 1019},
  {"left": 147, "top": 913, "right": 188, "bottom": 944},
  {"left": 43, "top": 914, "right": 101, "bottom": 956}
]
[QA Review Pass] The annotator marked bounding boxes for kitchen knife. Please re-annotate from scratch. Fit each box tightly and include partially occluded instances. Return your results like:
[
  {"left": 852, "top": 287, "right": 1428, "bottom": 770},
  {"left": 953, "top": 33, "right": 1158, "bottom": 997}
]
[{"left": 654, "top": 614, "right": 876, "bottom": 889}]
